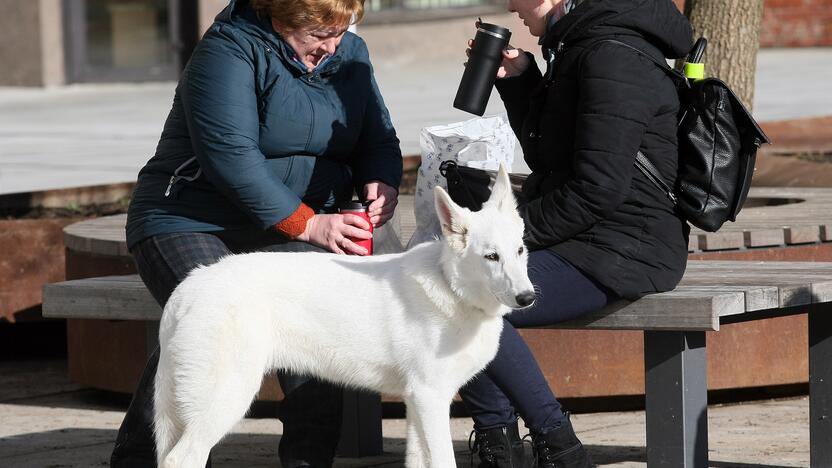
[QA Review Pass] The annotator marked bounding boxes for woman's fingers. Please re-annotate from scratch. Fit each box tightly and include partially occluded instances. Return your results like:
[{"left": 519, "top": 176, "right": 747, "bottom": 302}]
[
  {"left": 337, "top": 236, "right": 368, "bottom": 256},
  {"left": 363, "top": 181, "right": 399, "bottom": 226},
  {"left": 337, "top": 227, "right": 370, "bottom": 255},
  {"left": 502, "top": 47, "right": 520, "bottom": 59},
  {"left": 342, "top": 223, "right": 372, "bottom": 240},
  {"left": 498, "top": 47, "right": 530, "bottom": 78},
  {"left": 373, "top": 203, "right": 397, "bottom": 226},
  {"left": 334, "top": 215, "right": 371, "bottom": 255},
  {"left": 367, "top": 197, "right": 397, "bottom": 216},
  {"left": 369, "top": 199, "right": 397, "bottom": 226},
  {"left": 342, "top": 213, "right": 371, "bottom": 231}
]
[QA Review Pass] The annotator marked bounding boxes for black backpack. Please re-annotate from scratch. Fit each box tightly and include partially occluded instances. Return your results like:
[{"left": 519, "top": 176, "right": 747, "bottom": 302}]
[{"left": 595, "top": 38, "right": 771, "bottom": 232}]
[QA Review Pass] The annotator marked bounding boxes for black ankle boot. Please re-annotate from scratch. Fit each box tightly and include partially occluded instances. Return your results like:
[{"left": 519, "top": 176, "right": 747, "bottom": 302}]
[
  {"left": 532, "top": 414, "right": 593, "bottom": 468},
  {"left": 469, "top": 420, "right": 527, "bottom": 468}
]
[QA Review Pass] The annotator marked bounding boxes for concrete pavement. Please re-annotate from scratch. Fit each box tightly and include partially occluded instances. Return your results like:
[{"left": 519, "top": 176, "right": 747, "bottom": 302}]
[{"left": 1, "top": 47, "right": 831, "bottom": 196}]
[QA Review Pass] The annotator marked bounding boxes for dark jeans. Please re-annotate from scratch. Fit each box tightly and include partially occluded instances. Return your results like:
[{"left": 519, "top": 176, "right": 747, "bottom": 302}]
[
  {"left": 111, "top": 230, "right": 343, "bottom": 468},
  {"left": 458, "top": 249, "right": 619, "bottom": 434}
]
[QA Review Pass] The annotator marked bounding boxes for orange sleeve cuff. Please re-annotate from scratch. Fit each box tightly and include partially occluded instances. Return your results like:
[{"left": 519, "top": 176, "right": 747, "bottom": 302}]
[{"left": 273, "top": 203, "right": 314, "bottom": 239}]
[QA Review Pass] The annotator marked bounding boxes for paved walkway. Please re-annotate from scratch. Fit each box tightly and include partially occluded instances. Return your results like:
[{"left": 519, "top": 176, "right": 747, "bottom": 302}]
[
  {"left": 0, "top": 48, "right": 830, "bottom": 196},
  {"left": 0, "top": 359, "right": 810, "bottom": 467}
]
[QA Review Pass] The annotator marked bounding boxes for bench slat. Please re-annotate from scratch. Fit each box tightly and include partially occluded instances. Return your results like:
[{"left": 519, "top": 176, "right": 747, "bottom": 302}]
[
  {"left": 43, "top": 275, "right": 160, "bottom": 321},
  {"left": 553, "top": 290, "right": 744, "bottom": 331},
  {"left": 694, "top": 232, "right": 746, "bottom": 251},
  {"left": 679, "top": 275, "right": 832, "bottom": 307},
  {"left": 43, "top": 260, "right": 832, "bottom": 332},
  {"left": 44, "top": 275, "right": 733, "bottom": 330},
  {"left": 742, "top": 229, "right": 787, "bottom": 248},
  {"left": 686, "top": 260, "right": 832, "bottom": 271},
  {"left": 682, "top": 261, "right": 832, "bottom": 308},
  {"left": 674, "top": 285, "right": 780, "bottom": 312}
]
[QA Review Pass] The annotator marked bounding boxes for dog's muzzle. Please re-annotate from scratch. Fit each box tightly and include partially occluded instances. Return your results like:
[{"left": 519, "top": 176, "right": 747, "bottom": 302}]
[{"left": 515, "top": 291, "right": 535, "bottom": 308}]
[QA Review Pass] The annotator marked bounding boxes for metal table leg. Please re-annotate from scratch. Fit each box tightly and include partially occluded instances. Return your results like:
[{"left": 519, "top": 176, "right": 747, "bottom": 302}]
[
  {"left": 644, "top": 330, "right": 708, "bottom": 468},
  {"left": 338, "top": 389, "right": 383, "bottom": 457},
  {"left": 810, "top": 303, "right": 832, "bottom": 467}
]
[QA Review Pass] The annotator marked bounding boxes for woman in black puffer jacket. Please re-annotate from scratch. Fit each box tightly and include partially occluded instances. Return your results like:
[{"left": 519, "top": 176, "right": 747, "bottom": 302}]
[{"left": 461, "top": 1, "right": 692, "bottom": 467}]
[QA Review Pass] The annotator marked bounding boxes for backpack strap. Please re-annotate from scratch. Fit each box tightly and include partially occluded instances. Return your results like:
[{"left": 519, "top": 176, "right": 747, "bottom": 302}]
[
  {"left": 544, "top": 37, "right": 690, "bottom": 87},
  {"left": 587, "top": 39, "right": 689, "bottom": 206},
  {"left": 590, "top": 39, "right": 690, "bottom": 88},
  {"left": 545, "top": 38, "right": 690, "bottom": 205}
]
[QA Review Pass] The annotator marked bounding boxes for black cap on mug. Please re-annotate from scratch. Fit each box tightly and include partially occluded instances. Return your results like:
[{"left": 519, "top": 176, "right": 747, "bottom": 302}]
[{"left": 339, "top": 200, "right": 369, "bottom": 211}]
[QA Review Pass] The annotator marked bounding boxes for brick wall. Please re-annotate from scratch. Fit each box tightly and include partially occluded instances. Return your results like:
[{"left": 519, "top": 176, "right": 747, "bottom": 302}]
[
  {"left": 674, "top": 0, "right": 832, "bottom": 47},
  {"left": 760, "top": 0, "right": 832, "bottom": 47}
]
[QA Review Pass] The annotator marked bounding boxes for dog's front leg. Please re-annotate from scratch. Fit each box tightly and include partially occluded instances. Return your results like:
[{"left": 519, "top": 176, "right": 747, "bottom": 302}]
[
  {"left": 408, "top": 391, "right": 456, "bottom": 467},
  {"left": 404, "top": 409, "right": 428, "bottom": 468}
]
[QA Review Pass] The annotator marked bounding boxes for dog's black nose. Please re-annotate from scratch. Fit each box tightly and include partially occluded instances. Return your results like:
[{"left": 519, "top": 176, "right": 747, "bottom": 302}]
[{"left": 516, "top": 291, "right": 535, "bottom": 308}]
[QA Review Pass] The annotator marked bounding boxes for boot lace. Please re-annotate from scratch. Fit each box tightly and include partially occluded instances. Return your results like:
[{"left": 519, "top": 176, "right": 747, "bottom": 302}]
[
  {"left": 531, "top": 434, "right": 584, "bottom": 468},
  {"left": 468, "top": 430, "right": 504, "bottom": 467}
]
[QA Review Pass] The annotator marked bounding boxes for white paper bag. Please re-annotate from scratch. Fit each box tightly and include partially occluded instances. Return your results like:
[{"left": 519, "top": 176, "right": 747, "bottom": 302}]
[{"left": 407, "top": 114, "right": 515, "bottom": 248}]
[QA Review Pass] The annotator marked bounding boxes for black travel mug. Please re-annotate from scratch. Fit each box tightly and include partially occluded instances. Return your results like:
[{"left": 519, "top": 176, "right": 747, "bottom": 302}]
[{"left": 453, "top": 22, "right": 511, "bottom": 116}]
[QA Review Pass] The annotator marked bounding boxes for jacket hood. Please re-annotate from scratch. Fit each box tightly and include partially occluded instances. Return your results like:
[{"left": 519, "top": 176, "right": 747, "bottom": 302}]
[
  {"left": 213, "top": 0, "right": 285, "bottom": 51},
  {"left": 544, "top": 0, "right": 693, "bottom": 59},
  {"left": 215, "top": 0, "right": 247, "bottom": 27}
]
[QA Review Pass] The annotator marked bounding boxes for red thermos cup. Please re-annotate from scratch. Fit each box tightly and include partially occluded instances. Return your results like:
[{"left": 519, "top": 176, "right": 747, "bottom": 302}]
[{"left": 339, "top": 200, "right": 373, "bottom": 255}]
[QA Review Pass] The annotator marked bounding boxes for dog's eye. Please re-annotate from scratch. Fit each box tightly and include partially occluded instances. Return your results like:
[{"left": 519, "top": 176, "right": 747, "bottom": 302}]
[
  {"left": 484, "top": 252, "right": 500, "bottom": 262},
  {"left": 517, "top": 246, "right": 524, "bottom": 256}
]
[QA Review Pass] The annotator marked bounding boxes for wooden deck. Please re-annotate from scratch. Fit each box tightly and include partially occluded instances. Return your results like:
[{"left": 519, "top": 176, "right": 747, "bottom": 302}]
[{"left": 688, "top": 187, "right": 832, "bottom": 251}]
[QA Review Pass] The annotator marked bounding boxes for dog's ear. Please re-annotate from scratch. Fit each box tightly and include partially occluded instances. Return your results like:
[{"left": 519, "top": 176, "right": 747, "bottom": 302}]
[
  {"left": 434, "top": 185, "right": 468, "bottom": 250},
  {"left": 484, "top": 163, "right": 517, "bottom": 214}
]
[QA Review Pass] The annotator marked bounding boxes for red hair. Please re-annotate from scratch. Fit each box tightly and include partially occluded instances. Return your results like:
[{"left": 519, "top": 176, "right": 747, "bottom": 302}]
[{"left": 250, "top": 0, "right": 365, "bottom": 31}]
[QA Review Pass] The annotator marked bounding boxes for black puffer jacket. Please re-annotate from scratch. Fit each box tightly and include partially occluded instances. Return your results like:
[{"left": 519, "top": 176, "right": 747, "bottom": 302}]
[{"left": 496, "top": 0, "right": 693, "bottom": 299}]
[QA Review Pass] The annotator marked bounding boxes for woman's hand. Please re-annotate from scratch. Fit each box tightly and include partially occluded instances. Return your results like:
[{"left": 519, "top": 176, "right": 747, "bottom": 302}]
[
  {"left": 497, "top": 46, "right": 530, "bottom": 78},
  {"left": 363, "top": 181, "right": 398, "bottom": 227},
  {"left": 465, "top": 40, "right": 530, "bottom": 79},
  {"left": 296, "top": 213, "right": 372, "bottom": 255}
]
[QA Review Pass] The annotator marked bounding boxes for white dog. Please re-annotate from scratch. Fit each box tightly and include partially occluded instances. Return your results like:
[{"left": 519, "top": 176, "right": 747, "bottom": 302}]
[{"left": 153, "top": 165, "right": 535, "bottom": 468}]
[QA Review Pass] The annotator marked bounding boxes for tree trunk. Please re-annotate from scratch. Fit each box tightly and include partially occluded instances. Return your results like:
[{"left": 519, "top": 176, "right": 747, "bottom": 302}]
[{"left": 683, "top": 0, "right": 764, "bottom": 111}]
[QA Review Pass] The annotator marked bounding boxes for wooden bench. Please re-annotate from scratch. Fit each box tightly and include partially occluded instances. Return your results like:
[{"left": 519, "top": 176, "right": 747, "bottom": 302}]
[
  {"left": 43, "top": 188, "right": 832, "bottom": 466},
  {"left": 44, "top": 260, "right": 832, "bottom": 467}
]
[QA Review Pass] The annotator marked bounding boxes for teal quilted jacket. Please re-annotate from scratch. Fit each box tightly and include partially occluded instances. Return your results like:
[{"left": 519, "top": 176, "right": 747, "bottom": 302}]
[{"left": 126, "top": 0, "right": 401, "bottom": 248}]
